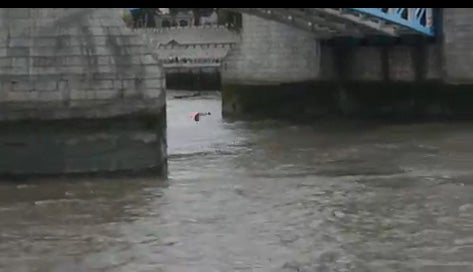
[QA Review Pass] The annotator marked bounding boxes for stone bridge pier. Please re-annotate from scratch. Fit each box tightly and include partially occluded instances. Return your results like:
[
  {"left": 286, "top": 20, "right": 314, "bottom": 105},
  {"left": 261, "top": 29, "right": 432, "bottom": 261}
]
[
  {"left": 221, "top": 14, "right": 322, "bottom": 119},
  {"left": 221, "top": 9, "right": 473, "bottom": 120},
  {"left": 0, "top": 8, "right": 167, "bottom": 178}
]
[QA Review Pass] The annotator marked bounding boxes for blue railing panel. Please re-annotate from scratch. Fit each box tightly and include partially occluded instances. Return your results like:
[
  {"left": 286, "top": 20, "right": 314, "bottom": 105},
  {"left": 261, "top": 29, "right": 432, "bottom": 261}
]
[{"left": 346, "top": 8, "right": 435, "bottom": 37}]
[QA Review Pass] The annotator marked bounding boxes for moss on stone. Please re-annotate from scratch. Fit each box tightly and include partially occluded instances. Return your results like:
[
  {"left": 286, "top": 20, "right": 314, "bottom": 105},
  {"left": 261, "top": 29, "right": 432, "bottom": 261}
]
[{"left": 222, "top": 81, "right": 473, "bottom": 121}]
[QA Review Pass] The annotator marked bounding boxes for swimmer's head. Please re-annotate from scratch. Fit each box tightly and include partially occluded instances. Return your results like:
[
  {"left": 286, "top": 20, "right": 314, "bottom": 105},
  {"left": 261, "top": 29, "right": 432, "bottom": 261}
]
[{"left": 208, "top": 112, "right": 211, "bottom": 115}]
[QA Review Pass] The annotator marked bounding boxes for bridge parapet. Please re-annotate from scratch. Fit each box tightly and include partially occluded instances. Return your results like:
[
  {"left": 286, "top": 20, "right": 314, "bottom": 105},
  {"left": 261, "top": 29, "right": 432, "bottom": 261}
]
[
  {"left": 134, "top": 25, "right": 239, "bottom": 46},
  {"left": 137, "top": 24, "right": 230, "bottom": 33},
  {"left": 136, "top": 25, "right": 239, "bottom": 69}
]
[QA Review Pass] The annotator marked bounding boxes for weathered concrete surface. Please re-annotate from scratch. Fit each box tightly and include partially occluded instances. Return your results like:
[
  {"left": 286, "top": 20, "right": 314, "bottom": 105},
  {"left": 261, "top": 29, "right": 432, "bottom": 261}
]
[
  {"left": 222, "top": 81, "right": 473, "bottom": 121},
  {"left": 317, "top": 42, "right": 443, "bottom": 82},
  {"left": 0, "top": 8, "right": 167, "bottom": 177},
  {"left": 221, "top": 14, "right": 321, "bottom": 85},
  {"left": 0, "top": 115, "right": 167, "bottom": 177},
  {"left": 442, "top": 8, "right": 473, "bottom": 84}
]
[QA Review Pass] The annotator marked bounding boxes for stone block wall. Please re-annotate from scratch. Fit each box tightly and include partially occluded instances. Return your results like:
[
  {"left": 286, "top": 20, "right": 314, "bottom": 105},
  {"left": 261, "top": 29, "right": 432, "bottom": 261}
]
[
  {"left": 0, "top": 8, "right": 165, "bottom": 121},
  {"left": 0, "top": 8, "right": 167, "bottom": 177}
]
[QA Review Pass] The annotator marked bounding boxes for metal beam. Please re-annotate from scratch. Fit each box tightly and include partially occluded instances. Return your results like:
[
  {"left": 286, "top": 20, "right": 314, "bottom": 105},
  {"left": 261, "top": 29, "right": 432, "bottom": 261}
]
[
  {"left": 345, "top": 8, "right": 435, "bottom": 36},
  {"left": 312, "top": 8, "right": 399, "bottom": 37}
]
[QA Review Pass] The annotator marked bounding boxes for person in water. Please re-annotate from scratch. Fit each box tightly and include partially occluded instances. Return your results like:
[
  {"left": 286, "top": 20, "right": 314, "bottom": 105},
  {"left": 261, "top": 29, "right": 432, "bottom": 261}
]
[{"left": 192, "top": 112, "right": 211, "bottom": 122}]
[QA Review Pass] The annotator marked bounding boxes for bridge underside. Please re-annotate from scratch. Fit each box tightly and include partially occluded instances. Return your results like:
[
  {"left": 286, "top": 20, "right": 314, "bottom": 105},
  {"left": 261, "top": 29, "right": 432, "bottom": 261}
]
[{"left": 225, "top": 8, "right": 435, "bottom": 39}]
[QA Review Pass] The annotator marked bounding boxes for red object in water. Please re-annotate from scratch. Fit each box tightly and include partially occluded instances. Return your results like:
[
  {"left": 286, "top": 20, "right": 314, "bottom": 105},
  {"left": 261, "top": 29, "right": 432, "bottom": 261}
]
[{"left": 192, "top": 112, "right": 200, "bottom": 122}]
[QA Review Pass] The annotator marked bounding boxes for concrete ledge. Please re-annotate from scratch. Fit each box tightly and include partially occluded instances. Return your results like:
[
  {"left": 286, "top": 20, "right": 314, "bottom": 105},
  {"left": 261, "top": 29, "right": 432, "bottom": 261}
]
[
  {"left": 134, "top": 24, "right": 230, "bottom": 33},
  {"left": 222, "top": 81, "right": 473, "bottom": 121},
  {"left": 0, "top": 165, "right": 166, "bottom": 182},
  {"left": 0, "top": 112, "right": 167, "bottom": 178},
  {"left": 0, "top": 96, "right": 165, "bottom": 122}
]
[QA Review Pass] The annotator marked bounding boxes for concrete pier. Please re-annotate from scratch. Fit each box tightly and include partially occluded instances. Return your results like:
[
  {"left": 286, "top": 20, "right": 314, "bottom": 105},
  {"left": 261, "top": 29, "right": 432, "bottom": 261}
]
[
  {"left": 0, "top": 8, "right": 167, "bottom": 177},
  {"left": 221, "top": 9, "right": 473, "bottom": 120}
]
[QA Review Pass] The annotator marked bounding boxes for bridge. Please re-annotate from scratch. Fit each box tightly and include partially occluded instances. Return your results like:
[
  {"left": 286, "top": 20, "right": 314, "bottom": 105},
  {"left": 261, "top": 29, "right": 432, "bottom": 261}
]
[
  {"left": 223, "top": 8, "right": 435, "bottom": 38},
  {"left": 2, "top": 8, "right": 473, "bottom": 177},
  {"left": 134, "top": 25, "right": 239, "bottom": 90},
  {"left": 131, "top": 8, "right": 436, "bottom": 38},
  {"left": 135, "top": 25, "right": 239, "bottom": 69},
  {"left": 130, "top": 8, "right": 436, "bottom": 72}
]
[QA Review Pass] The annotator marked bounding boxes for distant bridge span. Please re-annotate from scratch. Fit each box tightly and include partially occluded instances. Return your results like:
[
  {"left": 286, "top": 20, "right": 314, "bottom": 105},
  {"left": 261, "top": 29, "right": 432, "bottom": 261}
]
[{"left": 131, "top": 8, "right": 436, "bottom": 38}]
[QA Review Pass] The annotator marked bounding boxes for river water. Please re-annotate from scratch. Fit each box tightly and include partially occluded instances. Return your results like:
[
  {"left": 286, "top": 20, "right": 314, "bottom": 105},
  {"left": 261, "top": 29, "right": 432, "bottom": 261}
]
[{"left": 0, "top": 90, "right": 472, "bottom": 272}]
